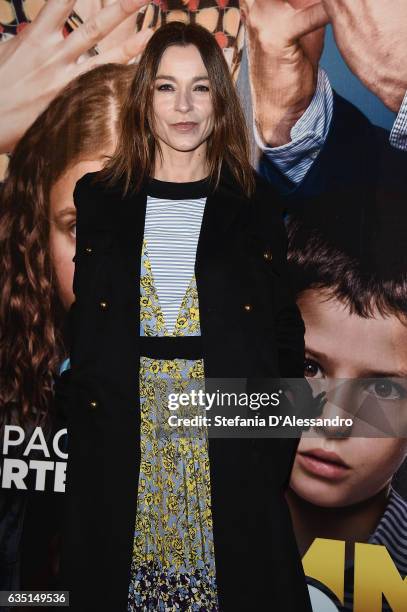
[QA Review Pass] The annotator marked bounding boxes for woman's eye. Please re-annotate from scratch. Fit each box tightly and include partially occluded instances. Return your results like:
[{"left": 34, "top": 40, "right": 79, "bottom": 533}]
[
  {"left": 304, "top": 358, "right": 323, "bottom": 379},
  {"left": 156, "top": 84, "right": 209, "bottom": 92},
  {"left": 365, "top": 379, "right": 406, "bottom": 401},
  {"left": 69, "top": 223, "right": 76, "bottom": 238}
]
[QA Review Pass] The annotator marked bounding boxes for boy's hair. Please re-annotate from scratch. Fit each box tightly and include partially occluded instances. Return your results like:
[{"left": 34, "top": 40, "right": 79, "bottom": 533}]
[{"left": 287, "top": 189, "right": 407, "bottom": 322}]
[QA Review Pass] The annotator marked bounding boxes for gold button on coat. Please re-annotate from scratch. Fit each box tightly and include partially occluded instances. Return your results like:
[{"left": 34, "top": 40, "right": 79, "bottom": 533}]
[
  {"left": 243, "top": 304, "right": 252, "bottom": 312},
  {"left": 99, "top": 300, "right": 108, "bottom": 310},
  {"left": 89, "top": 400, "right": 98, "bottom": 409},
  {"left": 85, "top": 246, "right": 93, "bottom": 254},
  {"left": 263, "top": 250, "right": 272, "bottom": 261}
]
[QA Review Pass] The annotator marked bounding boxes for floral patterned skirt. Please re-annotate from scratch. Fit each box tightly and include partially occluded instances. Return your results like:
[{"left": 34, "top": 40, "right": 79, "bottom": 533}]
[{"left": 127, "top": 356, "right": 218, "bottom": 611}]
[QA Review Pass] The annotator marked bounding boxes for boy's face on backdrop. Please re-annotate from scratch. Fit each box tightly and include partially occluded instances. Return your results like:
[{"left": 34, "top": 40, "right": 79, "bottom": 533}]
[{"left": 289, "top": 288, "right": 407, "bottom": 508}]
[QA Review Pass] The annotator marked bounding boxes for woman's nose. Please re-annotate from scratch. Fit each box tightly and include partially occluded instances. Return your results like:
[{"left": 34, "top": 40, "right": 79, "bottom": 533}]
[{"left": 174, "top": 88, "right": 193, "bottom": 112}]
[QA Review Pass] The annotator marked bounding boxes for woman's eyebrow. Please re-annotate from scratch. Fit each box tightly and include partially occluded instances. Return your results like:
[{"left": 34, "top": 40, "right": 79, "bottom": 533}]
[{"left": 155, "top": 75, "right": 209, "bottom": 82}]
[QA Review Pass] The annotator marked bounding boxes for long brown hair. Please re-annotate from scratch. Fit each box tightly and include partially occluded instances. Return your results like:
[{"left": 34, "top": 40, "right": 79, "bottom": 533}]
[
  {"left": 0, "top": 64, "right": 134, "bottom": 428},
  {"left": 99, "top": 21, "right": 255, "bottom": 196}
]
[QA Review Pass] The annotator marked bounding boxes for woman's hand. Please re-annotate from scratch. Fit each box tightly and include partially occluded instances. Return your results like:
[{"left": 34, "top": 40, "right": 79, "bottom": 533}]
[
  {"left": 0, "top": 0, "right": 152, "bottom": 154},
  {"left": 240, "top": 0, "right": 328, "bottom": 146}
]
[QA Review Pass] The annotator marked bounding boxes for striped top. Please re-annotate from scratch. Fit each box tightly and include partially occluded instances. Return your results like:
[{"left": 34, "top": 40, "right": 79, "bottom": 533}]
[
  {"left": 390, "top": 89, "right": 407, "bottom": 151},
  {"left": 253, "top": 67, "right": 334, "bottom": 184},
  {"left": 307, "top": 487, "right": 407, "bottom": 611},
  {"left": 144, "top": 176, "right": 210, "bottom": 334},
  {"left": 343, "top": 487, "right": 407, "bottom": 610}
]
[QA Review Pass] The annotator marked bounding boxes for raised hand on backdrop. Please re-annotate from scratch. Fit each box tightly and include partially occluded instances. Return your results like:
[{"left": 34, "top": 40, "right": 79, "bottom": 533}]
[
  {"left": 321, "top": 0, "right": 407, "bottom": 113},
  {"left": 240, "top": 0, "right": 328, "bottom": 146},
  {"left": 0, "top": 0, "right": 153, "bottom": 155}
]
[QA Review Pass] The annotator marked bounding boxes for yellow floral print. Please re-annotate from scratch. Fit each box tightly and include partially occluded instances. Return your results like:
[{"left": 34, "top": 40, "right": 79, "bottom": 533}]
[{"left": 128, "top": 239, "right": 218, "bottom": 611}]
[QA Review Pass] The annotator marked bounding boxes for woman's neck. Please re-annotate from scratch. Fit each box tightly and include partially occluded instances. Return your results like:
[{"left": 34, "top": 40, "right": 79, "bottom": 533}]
[
  {"left": 285, "top": 485, "right": 390, "bottom": 563},
  {"left": 153, "top": 144, "right": 209, "bottom": 182}
]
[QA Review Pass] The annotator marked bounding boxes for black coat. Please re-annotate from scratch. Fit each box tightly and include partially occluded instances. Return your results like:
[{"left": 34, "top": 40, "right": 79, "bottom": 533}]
[{"left": 57, "top": 161, "right": 311, "bottom": 612}]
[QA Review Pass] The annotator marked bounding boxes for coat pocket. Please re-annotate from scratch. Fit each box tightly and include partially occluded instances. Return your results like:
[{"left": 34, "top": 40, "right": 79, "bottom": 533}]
[{"left": 72, "top": 231, "right": 115, "bottom": 298}]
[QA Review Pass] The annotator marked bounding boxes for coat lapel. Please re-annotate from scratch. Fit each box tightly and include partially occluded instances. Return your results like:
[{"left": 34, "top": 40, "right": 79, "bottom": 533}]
[
  {"left": 195, "top": 161, "right": 250, "bottom": 277},
  {"left": 114, "top": 180, "right": 148, "bottom": 310}
]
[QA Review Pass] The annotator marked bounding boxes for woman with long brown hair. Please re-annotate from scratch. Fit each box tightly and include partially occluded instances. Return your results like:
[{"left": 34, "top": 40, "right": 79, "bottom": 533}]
[
  {"left": 0, "top": 63, "right": 134, "bottom": 593},
  {"left": 61, "top": 21, "right": 312, "bottom": 612}
]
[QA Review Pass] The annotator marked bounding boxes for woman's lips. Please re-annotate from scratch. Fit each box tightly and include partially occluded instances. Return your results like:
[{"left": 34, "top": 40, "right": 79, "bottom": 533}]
[
  {"left": 171, "top": 122, "right": 197, "bottom": 132},
  {"left": 297, "top": 448, "right": 351, "bottom": 480}
]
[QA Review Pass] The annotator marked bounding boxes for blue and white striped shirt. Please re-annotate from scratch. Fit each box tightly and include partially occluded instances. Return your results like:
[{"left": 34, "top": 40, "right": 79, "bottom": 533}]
[
  {"left": 369, "top": 487, "right": 407, "bottom": 577},
  {"left": 390, "top": 89, "right": 407, "bottom": 151},
  {"left": 253, "top": 67, "right": 334, "bottom": 184},
  {"left": 144, "top": 193, "right": 206, "bottom": 334},
  {"left": 345, "top": 487, "right": 407, "bottom": 611},
  {"left": 307, "top": 487, "right": 407, "bottom": 611},
  {"left": 255, "top": 68, "right": 407, "bottom": 182}
]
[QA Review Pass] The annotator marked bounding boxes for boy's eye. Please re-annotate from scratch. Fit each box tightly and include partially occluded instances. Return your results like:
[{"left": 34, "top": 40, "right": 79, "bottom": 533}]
[
  {"left": 304, "top": 358, "right": 323, "bottom": 379},
  {"left": 365, "top": 379, "right": 406, "bottom": 401},
  {"left": 194, "top": 85, "right": 210, "bottom": 92}
]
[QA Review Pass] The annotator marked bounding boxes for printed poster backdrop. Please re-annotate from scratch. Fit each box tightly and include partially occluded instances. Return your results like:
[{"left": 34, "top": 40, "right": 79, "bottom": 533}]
[{"left": 0, "top": 1, "right": 406, "bottom": 611}]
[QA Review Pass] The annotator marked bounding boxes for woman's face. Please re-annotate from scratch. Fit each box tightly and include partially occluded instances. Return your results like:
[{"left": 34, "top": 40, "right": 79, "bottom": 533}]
[
  {"left": 152, "top": 44, "right": 215, "bottom": 157},
  {"left": 290, "top": 289, "right": 407, "bottom": 508},
  {"left": 49, "top": 159, "right": 104, "bottom": 310}
]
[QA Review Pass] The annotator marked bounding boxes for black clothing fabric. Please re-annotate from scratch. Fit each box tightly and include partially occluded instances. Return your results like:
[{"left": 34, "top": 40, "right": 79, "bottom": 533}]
[{"left": 56, "top": 161, "right": 310, "bottom": 612}]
